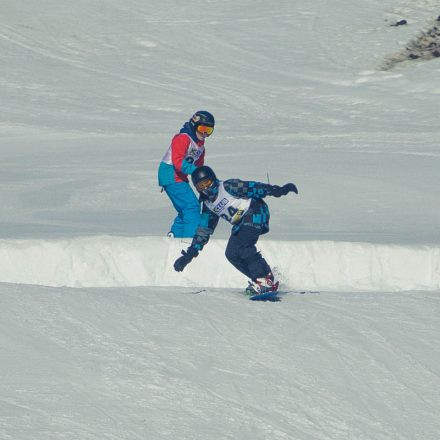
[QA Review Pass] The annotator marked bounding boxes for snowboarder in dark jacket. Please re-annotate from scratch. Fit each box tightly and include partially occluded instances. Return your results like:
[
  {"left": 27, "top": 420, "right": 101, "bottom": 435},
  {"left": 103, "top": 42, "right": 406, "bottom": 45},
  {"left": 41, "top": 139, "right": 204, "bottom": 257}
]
[{"left": 173, "top": 166, "right": 298, "bottom": 295}]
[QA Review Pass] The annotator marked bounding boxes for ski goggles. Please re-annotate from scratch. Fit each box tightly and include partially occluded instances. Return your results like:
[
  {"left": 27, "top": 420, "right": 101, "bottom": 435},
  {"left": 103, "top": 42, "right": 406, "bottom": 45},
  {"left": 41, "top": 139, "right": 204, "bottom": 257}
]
[
  {"left": 196, "top": 125, "right": 214, "bottom": 136},
  {"left": 195, "top": 178, "right": 214, "bottom": 192}
]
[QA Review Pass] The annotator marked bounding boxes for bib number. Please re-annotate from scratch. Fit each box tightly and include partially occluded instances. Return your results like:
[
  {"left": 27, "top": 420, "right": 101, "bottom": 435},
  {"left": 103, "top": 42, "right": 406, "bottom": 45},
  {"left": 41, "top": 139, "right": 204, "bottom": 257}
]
[{"left": 221, "top": 206, "right": 245, "bottom": 224}]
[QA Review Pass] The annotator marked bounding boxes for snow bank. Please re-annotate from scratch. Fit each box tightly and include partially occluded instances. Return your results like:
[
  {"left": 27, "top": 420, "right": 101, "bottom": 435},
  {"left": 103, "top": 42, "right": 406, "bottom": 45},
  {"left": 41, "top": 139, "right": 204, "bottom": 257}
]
[{"left": 0, "top": 236, "right": 439, "bottom": 291}]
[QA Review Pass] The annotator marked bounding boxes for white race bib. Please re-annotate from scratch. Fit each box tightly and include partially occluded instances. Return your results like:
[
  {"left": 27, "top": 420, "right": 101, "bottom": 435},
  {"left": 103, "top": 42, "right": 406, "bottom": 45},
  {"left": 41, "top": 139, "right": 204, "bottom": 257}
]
[{"left": 205, "top": 182, "right": 251, "bottom": 224}]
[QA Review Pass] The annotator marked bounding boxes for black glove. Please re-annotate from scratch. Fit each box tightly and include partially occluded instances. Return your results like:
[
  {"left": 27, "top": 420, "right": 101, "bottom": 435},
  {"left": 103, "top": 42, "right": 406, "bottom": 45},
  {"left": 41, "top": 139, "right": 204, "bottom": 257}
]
[
  {"left": 174, "top": 246, "right": 199, "bottom": 272},
  {"left": 270, "top": 183, "right": 298, "bottom": 197}
]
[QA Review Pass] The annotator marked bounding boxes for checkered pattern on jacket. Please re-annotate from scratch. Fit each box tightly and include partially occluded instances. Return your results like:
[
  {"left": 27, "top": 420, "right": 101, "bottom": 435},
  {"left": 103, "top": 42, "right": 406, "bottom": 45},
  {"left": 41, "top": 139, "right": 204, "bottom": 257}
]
[{"left": 191, "top": 179, "right": 272, "bottom": 251}]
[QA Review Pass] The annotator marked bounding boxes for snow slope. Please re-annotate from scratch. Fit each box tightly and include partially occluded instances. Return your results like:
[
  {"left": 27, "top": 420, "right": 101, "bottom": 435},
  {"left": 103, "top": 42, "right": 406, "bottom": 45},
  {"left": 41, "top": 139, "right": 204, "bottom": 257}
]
[
  {"left": 1, "top": 0, "right": 440, "bottom": 439},
  {"left": 1, "top": 284, "right": 439, "bottom": 440},
  {"left": 1, "top": 0, "right": 439, "bottom": 244}
]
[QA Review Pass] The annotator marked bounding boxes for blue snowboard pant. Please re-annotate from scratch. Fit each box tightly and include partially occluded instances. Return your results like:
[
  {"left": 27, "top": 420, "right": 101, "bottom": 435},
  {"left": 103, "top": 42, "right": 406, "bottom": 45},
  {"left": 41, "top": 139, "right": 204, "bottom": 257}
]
[
  {"left": 164, "top": 182, "right": 201, "bottom": 238},
  {"left": 225, "top": 225, "right": 272, "bottom": 281}
]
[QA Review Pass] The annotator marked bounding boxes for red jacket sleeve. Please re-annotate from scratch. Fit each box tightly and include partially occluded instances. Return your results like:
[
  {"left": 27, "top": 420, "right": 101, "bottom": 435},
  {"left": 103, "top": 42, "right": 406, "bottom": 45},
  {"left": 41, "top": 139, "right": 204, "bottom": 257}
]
[{"left": 171, "top": 134, "right": 191, "bottom": 174}]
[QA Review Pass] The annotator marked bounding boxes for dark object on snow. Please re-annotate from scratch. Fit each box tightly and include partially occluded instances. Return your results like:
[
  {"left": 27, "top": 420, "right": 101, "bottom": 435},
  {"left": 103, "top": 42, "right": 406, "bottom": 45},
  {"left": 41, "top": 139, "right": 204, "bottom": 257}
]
[
  {"left": 382, "top": 16, "right": 440, "bottom": 69},
  {"left": 391, "top": 20, "right": 408, "bottom": 27}
]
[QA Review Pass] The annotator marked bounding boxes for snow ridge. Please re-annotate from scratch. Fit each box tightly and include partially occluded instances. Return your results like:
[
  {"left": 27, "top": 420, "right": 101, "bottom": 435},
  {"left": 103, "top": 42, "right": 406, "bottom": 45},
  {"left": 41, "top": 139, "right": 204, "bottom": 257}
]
[{"left": 1, "top": 236, "right": 438, "bottom": 292}]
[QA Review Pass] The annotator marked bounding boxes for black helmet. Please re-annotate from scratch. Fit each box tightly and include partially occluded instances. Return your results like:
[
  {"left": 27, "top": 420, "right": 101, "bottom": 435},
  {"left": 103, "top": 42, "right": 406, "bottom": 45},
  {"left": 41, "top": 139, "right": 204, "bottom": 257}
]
[
  {"left": 191, "top": 166, "right": 217, "bottom": 194},
  {"left": 189, "top": 111, "right": 215, "bottom": 134}
]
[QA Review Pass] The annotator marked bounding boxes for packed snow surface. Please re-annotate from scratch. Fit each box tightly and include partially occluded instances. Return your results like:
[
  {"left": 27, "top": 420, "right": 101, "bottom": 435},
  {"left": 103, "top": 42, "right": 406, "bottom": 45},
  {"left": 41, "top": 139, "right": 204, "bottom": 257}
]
[
  {"left": 1, "top": 284, "right": 440, "bottom": 440},
  {"left": 1, "top": 0, "right": 439, "bottom": 439}
]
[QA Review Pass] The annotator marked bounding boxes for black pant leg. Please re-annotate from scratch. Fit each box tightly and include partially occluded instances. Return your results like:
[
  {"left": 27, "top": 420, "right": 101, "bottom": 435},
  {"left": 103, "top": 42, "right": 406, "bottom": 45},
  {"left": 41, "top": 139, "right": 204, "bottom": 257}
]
[{"left": 225, "top": 226, "right": 271, "bottom": 280}]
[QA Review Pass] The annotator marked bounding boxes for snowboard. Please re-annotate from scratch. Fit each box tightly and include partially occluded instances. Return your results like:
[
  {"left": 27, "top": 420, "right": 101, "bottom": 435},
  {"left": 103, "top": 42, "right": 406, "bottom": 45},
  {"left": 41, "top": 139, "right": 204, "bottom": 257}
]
[
  {"left": 247, "top": 289, "right": 319, "bottom": 302},
  {"left": 248, "top": 290, "right": 281, "bottom": 302}
]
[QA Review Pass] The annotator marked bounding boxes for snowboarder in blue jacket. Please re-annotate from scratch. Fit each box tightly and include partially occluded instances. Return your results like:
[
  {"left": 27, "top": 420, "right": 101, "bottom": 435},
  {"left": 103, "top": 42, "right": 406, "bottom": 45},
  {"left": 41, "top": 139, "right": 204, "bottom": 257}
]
[{"left": 173, "top": 166, "right": 298, "bottom": 295}]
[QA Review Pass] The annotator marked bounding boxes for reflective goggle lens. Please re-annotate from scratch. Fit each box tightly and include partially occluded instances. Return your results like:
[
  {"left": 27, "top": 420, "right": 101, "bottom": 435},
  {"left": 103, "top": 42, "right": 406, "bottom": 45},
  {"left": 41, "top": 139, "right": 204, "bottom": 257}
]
[
  {"left": 196, "top": 178, "right": 213, "bottom": 192},
  {"left": 197, "top": 125, "right": 214, "bottom": 136}
]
